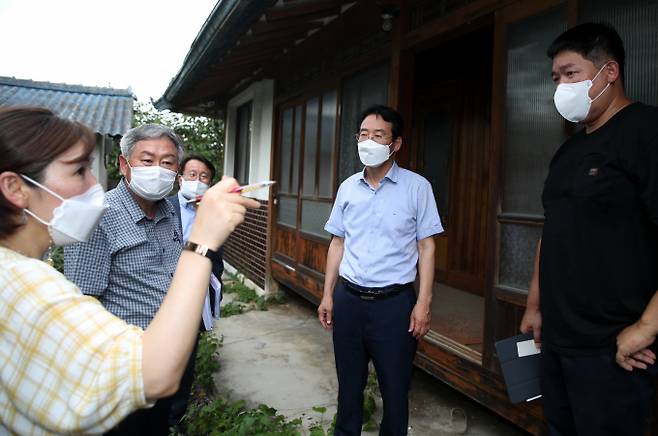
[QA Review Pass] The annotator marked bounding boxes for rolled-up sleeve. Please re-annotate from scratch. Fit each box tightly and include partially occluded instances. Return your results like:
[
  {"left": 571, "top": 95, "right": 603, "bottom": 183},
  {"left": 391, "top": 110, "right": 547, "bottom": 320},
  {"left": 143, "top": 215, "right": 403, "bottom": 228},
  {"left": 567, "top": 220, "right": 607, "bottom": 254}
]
[
  {"left": 416, "top": 180, "right": 444, "bottom": 240},
  {"left": 325, "top": 183, "right": 346, "bottom": 237}
]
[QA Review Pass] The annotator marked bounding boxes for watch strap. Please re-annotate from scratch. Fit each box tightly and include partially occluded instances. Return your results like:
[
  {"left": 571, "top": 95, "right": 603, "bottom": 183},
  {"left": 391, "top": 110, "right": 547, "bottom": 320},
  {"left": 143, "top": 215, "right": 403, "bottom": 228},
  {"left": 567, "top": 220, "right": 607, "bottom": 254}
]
[{"left": 183, "top": 241, "right": 218, "bottom": 261}]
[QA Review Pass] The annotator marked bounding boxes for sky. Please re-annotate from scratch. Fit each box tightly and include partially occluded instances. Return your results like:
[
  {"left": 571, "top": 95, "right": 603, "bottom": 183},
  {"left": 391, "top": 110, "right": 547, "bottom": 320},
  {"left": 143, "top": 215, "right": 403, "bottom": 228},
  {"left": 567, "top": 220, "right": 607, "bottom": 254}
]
[{"left": 0, "top": 0, "right": 218, "bottom": 101}]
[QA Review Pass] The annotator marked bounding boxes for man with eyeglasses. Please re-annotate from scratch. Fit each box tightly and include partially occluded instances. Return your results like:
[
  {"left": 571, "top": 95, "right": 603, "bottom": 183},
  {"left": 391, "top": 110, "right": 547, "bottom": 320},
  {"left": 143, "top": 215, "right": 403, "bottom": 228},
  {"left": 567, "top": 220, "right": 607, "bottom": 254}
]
[
  {"left": 319, "top": 105, "right": 443, "bottom": 435},
  {"left": 166, "top": 154, "right": 224, "bottom": 429}
]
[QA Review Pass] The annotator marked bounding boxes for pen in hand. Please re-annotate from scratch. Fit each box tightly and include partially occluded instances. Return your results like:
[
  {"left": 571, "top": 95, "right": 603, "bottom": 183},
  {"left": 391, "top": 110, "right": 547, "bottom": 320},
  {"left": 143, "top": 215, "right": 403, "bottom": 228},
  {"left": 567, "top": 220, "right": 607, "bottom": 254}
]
[{"left": 186, "top": 180, "right": 276, "bottom": 203}]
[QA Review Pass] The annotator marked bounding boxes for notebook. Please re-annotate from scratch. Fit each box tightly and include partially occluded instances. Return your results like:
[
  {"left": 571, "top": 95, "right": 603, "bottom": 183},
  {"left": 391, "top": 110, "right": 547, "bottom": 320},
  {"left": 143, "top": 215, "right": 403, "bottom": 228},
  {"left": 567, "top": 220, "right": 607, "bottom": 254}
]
[{"left": 495, "top": 332, "right": 542, "bottom": 403}]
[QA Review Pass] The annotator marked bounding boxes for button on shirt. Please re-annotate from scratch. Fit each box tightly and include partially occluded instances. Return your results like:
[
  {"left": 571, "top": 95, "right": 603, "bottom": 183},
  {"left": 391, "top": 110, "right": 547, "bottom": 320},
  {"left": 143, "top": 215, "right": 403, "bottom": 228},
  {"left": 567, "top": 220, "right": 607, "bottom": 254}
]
[
  {"left": 65, "top": 179, "right": 182, "bottom": 330},
  {"left": 325, "top": 162, "right": 443, "bottom": 288}
]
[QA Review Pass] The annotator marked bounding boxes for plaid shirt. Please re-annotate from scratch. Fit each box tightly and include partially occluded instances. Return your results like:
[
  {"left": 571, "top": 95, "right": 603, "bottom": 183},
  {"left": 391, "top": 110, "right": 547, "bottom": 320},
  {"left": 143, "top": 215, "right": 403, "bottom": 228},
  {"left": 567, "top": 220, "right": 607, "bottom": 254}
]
[
  {"left": 0, "top": 246, "right": 147, "bottom": 434},
  {"left": 64, "top": 179, "right": 182, "bottom": 329}
]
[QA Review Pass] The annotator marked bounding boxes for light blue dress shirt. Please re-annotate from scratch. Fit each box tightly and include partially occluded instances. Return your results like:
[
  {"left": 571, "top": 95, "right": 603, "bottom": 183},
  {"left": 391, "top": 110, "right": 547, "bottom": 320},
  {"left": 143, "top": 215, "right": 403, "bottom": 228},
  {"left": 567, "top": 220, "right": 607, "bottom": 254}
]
[
  {"left": 325, "top": 161, "right": 443, "bottom": 288},
  {"left": 177, "top": 191, "right": 196, "bottom": 241}
]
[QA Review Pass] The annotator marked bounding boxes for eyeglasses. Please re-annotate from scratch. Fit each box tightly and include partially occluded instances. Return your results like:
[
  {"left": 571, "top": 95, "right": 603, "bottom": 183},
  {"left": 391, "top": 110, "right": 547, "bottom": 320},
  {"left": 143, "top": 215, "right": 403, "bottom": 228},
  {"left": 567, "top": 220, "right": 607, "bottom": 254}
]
[
  {"left": 182, "top": 171, "right": 212, "bottom": 183},
  {"left": 355, "top": 132, "right": 392, "bottom": 144}
]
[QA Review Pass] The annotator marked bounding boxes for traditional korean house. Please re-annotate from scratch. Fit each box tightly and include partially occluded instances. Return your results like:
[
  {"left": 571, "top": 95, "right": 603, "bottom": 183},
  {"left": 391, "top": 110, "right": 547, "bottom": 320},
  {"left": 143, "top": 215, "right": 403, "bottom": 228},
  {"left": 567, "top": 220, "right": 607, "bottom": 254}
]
[{"left": 156, "top": 1, "right": 658, "bottom": 433}]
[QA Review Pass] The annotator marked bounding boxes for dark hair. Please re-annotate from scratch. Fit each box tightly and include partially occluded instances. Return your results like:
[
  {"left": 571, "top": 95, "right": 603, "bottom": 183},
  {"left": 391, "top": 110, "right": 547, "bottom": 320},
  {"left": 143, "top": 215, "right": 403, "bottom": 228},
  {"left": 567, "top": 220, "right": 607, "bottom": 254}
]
[
  {"left": 357, "top": 105, "right": 404, "bottom": 139},
  {"left": 0, "top": 106, "right": 95, "bottom": 239},
  {"left": 547, "top": 22, "right": 625, "bottom": 81},
  {"left": 180, "top": 154, "right": 216, "bottom": 182}
]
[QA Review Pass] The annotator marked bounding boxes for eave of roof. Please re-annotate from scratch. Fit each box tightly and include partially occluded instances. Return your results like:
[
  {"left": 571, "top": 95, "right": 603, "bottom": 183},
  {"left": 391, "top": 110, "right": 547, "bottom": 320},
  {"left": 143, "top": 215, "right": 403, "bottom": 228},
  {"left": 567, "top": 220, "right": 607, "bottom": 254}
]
[
  {"left": 155, "top": 0, "right": 359, "bottom": 114},
  {"left": 155, "top": 0, "right": 274, "bottom": 111}
]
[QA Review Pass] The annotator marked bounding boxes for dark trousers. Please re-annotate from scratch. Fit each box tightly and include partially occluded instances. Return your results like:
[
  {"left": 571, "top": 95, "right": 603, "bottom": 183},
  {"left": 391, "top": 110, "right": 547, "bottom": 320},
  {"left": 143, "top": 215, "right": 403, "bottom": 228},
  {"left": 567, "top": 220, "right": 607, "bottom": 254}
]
[
  {"left": 104, "top": 396, "right": 171, "bottom": 436},
  {"left": 332, "top": 281, "right": 418, "bottom": 436},
  {"left": 541, "top": 346, "right": 658, "bottom": 436},
  {"left": 107, "top": 327, "right": 204, "bottom": 436}
]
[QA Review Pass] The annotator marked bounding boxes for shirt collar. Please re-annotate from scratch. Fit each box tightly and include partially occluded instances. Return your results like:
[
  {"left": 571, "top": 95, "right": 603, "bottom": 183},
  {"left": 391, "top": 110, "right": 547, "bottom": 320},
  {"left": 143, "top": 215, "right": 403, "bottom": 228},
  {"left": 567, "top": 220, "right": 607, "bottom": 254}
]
[
  {"left": 177, "top": 191, "right": 196, "bottom": 211},
  {"left": 117, "top": 179, "right": 174, "bottom": 223},
  {"left": 359, "top": 161, "right": 400, "bottom": 185}
]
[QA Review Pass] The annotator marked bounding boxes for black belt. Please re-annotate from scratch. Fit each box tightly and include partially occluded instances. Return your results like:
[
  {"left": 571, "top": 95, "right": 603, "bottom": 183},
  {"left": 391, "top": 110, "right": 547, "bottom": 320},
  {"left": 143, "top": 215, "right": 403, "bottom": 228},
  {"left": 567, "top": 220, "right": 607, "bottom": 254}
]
[{"left": 340, "top": 277, "right": 413, "bottom": 300}]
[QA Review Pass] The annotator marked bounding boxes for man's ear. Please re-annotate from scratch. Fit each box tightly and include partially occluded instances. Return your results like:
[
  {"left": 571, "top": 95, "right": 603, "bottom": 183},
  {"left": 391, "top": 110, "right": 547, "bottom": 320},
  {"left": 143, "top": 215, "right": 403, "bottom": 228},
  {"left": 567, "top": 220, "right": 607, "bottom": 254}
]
[
  {"left": 604, "top": 60, "right": 621, "bottom": 83},
  {"left": 0, "top": 172, "right": 30, "bottom": 209},
  {"left": 392, "top": 137, "right": 403, "bottom": 154},
  {"left": 118, "top": 155, "right": 129, "bottom": 179}
]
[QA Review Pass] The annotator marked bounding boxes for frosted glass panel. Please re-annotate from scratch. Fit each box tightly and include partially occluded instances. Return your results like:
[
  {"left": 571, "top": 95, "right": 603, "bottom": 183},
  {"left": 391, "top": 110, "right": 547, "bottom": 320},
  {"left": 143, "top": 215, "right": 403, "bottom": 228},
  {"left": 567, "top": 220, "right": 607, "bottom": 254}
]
[
  {"left": 498, "top": 224, "right": 542, "bottom": 291},
  {"left": 503, "top": 6, "right": 568, "bottom": 216},
  {"left": 303, "top": 98, "right": 319, "bottom": 195},
  {"left": 292, "top": 106, "right": 302, "bottom": 195},
  {"left": 579, "top": 0, "right": 658, "bottom": 105},
  {"left": 279, "top": 108, "right": 293, "bottom": 193},
  {"left": 301, "top": 200, "right": 332, "bottom": 239},
  {"left": 339, "top": 63, "right": 389, "bottom": 184},
  {"left": 277, "top": 196, "right": 297, "bottom": 228},
  {"left": 319, "top": 91, "right": 337, "bottom": 198}
]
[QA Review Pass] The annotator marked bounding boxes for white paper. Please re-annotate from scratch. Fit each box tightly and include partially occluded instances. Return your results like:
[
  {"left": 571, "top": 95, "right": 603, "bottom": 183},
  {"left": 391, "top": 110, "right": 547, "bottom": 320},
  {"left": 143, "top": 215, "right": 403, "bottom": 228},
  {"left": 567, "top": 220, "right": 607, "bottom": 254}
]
[
  {"left": 209, "top": 273, "right": 221, "bottom": 291},
  {"left": 517, "top": 339, "right": 541, "bottom": 357},
  {"left": 201, "top": 293, "right": 213, "bottom": 330},
  {"left": 210, "top": 273, "right": 221, "bottom": 320}
]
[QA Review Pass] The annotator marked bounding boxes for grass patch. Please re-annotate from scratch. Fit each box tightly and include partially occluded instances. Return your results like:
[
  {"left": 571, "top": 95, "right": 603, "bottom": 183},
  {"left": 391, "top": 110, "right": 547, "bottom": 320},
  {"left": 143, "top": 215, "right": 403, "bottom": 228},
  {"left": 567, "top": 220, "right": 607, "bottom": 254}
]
[
  {"left": 221, "top": 272, "right": 288, "bottom": 317},
  {"left": 220, "top": 301, "right": 245, "bottom": 318},
  {"left": 182, "top": 400, "right": 303, "bottom": 435},
  {"left": 191, "top": 333, "right": 222, "bottom": 397},
  {"left": 175, "top": 331, "right": 308, "bottom": 435}
]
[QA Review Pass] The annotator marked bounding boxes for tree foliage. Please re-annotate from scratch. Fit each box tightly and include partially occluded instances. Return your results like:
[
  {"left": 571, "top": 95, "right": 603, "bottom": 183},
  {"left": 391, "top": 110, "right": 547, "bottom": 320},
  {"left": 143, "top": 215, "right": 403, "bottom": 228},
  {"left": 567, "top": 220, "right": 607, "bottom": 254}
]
[{"left": 107, "top": 101, "right": 224, "bottom": 188}]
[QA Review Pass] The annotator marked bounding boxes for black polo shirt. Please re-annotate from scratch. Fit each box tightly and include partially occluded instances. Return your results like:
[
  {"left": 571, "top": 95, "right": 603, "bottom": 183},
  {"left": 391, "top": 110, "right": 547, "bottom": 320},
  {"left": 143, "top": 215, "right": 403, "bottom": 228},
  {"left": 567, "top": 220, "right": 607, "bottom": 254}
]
[{"left": 540, "top": 102, "right": 658, "bottom": 355}]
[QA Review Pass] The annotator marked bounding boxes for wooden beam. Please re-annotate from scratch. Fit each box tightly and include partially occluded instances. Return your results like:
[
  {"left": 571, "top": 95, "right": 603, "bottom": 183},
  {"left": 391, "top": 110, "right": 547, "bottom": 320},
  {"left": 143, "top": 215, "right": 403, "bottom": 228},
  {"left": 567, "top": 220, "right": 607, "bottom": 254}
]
[
  {"left": 403, "top": 0, "right": 513, "bottom": 49},
  {"left": 236, "top": 29, "right": 310, "bottom": 49},
  {"left": 225, "top": 41, "right": 290, "bottom": 60},
  {"left": 265, "top": 0, "right": 341, "bottom": 21},
  {"left": 222, "top": 52, "right": 283, "bottom": 68},
  {"left": 249, "top": 20, "right": 323, "bottom": 37}
]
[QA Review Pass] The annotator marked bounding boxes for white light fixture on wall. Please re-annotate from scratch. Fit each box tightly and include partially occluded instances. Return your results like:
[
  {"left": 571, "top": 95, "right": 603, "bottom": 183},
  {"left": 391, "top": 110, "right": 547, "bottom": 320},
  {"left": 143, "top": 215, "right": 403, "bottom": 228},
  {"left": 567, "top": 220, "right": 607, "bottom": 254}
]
[
  {"left": 381, "top": 12, "right": 394, "bottom": 31},
  {"left": 379, "top": 5, "right": 399, "bottom": 32}
]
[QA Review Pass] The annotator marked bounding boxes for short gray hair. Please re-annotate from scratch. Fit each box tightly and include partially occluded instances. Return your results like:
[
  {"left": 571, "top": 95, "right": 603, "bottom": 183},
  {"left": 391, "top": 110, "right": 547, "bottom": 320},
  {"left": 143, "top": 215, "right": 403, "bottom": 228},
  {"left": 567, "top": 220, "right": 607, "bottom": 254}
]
[{"left": 119, "top": 124, "right": 184, "bottom": 163}]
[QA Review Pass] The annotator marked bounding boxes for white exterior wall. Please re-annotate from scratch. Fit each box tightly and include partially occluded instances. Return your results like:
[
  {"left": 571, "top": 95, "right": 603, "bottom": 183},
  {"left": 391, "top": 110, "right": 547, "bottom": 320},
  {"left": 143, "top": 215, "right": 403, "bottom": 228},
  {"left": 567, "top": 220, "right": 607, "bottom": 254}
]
[
  {"left": 224, "top": 79, "right": 274, "bottom": 201},
  {"left": 92, "top": 134, "right": 110, "bottom": 190}
]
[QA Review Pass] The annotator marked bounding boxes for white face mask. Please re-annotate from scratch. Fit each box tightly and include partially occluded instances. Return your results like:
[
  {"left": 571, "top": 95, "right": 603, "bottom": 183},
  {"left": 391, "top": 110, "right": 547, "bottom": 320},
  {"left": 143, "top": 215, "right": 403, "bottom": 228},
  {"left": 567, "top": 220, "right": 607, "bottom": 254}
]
[
  {"left": 126, "top": 162, "right": 177, "bottom": 201},
  {"left": 357, "top": 139, "right": 393, "bottom": 167},
  {"left": 179, "top": 179, "right": 209, "bottom": 200},
  {"left": 21, "top": 175, "right": 108, "bottom": 246},
  {"left": 553, "top": 63, "right": 610, "bottom": 123}
]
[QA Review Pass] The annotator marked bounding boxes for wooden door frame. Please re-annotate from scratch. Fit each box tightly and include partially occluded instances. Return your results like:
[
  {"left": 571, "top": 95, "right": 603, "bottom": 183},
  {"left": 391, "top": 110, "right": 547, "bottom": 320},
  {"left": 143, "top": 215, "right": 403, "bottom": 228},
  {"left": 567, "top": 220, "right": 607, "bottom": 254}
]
[{"left": 482, "top": 0, "right": 571, "bottom": 371}]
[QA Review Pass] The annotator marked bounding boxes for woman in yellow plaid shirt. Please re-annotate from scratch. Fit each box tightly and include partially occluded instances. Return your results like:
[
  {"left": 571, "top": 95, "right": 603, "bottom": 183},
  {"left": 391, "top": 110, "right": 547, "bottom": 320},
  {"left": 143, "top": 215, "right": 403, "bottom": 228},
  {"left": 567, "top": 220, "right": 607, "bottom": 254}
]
[{"left": 0, "top": 107, "right": 259, "bottom": 434}]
